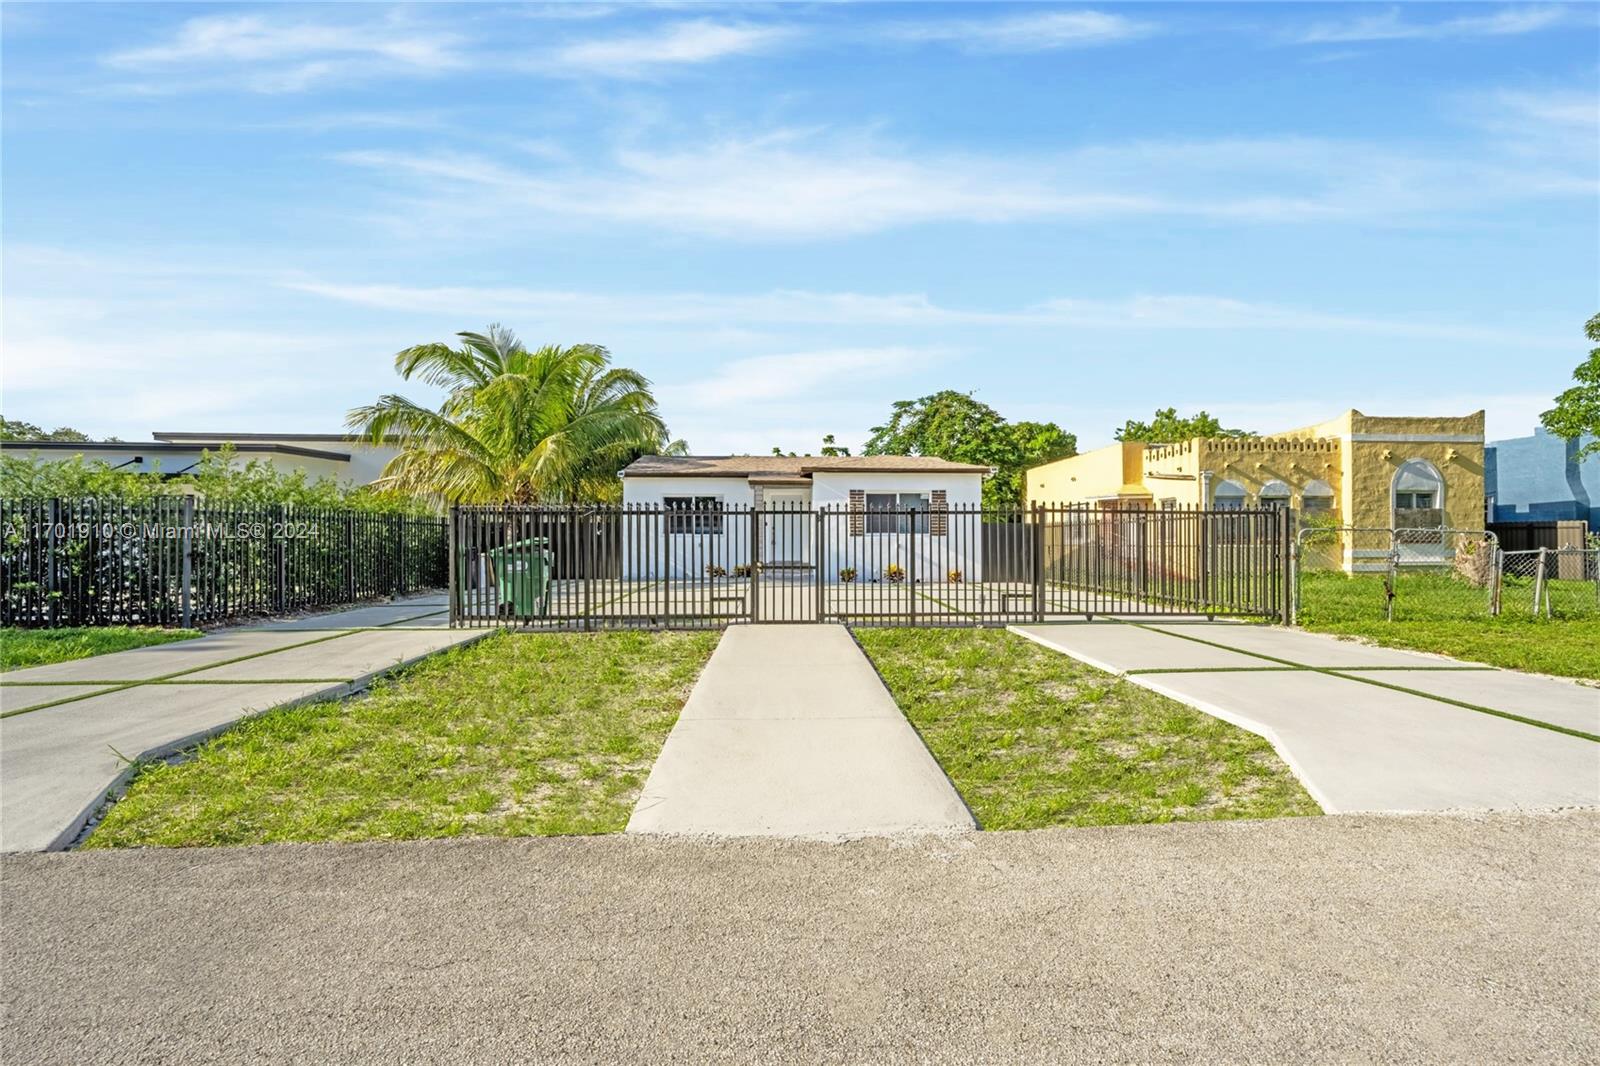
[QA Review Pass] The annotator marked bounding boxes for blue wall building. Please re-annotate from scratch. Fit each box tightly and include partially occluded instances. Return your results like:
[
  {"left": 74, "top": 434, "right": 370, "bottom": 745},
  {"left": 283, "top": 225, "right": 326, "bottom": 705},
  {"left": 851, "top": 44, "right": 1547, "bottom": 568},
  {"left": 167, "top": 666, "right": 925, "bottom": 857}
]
[{"left": 1485, "top": 428, "right": 1599, "bottom": 527}]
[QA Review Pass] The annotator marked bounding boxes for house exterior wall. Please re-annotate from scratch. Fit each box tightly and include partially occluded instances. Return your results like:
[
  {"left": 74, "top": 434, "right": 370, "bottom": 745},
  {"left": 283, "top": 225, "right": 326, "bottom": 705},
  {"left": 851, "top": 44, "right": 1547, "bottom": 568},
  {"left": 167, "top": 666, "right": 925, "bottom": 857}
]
[
  {"left": 200, "top": 436, "right": 401, "bottom": 485},
  {"left": 1279, "top": 410, "right": 1485, "bottom": 532},
  {"left": 619, "top": 477, "right": 755, "bottom": 579},
  {"left": 1485, "top": 428, "right": 1599, "bottom": 526},
  {"left": 1025, "top": 410, "right": 1485, "bottom": 572},
  {"left": 1027, "top": 442, "right": 1147, "bottom": 505},
  {"left": 1, "top": 444, "right": 355, "bottom": 484},
  {"left": 812, "top": 471, "right": 984, "bottom": 583},
  {"left": 618, "top": 472, "right": 985, "bottom": 580}
]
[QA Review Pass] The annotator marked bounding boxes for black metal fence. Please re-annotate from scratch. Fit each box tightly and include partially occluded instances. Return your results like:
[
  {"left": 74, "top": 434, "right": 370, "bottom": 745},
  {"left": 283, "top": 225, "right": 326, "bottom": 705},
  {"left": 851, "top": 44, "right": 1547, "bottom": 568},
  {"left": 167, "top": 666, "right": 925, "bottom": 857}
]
[
  {"left": 1, "top": 497, "right": 448, "bottom": 628},
  {"left": 452, "top": 503, "right": 1293, "bottom": 629}
]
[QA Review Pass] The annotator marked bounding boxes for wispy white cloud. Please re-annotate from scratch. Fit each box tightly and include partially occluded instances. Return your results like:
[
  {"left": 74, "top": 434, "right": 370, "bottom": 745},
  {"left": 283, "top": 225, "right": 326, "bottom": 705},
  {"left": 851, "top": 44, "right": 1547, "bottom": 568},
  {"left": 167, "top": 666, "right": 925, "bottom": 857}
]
[
  {"left": 548, "top": 19, "right": 791, "bottom": 76},
  {"left": 1476, "top": 88, "right": 1599, "bottom": 134},
  {"left": 101, "top": 11, "right": 467, "bottom": 94},
  {"left": 662, "top": 347, "right": 935, "bottom": 408},
  {"left": 1292, "top": 4, "right": 1571, "bottom": 45},
  {"left": 889, "top": 10, "right": 1155, "bottom": 52},
  {"left": 333, "top": 126, "right": 1595, "bottom": 239},
  {"left": 285, "top": 278, "right": 1564, "bottom": 348}
]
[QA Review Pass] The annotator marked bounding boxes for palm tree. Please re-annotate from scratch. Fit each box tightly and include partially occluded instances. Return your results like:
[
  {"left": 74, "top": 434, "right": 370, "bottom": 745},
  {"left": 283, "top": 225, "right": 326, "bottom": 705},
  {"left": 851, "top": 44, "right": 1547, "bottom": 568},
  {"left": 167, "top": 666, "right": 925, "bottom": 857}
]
[{"left": 347, "top": 325, "right": 670, "bottom": 504}]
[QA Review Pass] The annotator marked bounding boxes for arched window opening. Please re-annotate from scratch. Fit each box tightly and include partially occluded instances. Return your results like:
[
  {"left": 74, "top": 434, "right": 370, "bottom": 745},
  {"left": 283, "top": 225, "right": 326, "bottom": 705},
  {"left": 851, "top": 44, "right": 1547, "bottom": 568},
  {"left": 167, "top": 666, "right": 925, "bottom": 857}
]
[
  {"left": 1259, "top": 480, "right": 1291, "bottom": 510},
  {"left": 1393, "top": 460, "right": 1445, "bottom": 529},
  {"left": 1301, "top": 479, "right": 1334, "bottom": 514},
  {"left": 1212, "top": 479, "right": 1248, "bottom": 512}
]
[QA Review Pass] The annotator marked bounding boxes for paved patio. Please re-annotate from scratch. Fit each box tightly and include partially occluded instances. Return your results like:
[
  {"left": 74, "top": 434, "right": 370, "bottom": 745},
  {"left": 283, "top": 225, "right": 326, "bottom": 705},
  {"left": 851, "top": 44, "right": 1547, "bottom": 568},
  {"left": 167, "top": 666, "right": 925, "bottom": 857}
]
[
  {"left": 1010, "top": 620, "right": 1600, "bottom": 814},
  {"left": 0, "top": 593, "right": 479, "bottom": 852}
]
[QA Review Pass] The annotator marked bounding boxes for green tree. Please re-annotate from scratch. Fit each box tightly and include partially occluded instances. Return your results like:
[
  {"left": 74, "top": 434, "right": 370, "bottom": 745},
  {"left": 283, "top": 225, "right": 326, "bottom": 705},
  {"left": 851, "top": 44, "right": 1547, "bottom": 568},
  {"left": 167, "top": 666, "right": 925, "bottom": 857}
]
[
  {"left": 0, "top": 445, "right": 430, "bottom": 513},
  {"left": 819, "top": 434, "right": 851, "bottom": 457},
  {"left": 863, "top": 390, "right": 1076, "bottom": 510},
  {"left": 0, "top": 417, "right": 99, "bottom": 442},
  {"left": 346, "top": 325, "right": 668, "bottom": 504},
  {"left": 1540, "top": 313, "right": 1600, "bottom": 460},
  {"left": 1114, "top": 407, "right": 1253, "bottom": 443}
]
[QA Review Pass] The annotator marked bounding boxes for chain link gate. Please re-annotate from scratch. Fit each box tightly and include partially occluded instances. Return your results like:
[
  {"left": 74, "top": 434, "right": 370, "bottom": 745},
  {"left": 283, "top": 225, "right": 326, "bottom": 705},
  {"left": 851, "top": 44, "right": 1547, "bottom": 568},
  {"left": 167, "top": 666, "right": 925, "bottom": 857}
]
[
  {"left": 1499, "top": 547, "right": 1600, "bottom": 619},
  {"left": 1292, "top": 525, "right": 1502, "bottom": 623}
]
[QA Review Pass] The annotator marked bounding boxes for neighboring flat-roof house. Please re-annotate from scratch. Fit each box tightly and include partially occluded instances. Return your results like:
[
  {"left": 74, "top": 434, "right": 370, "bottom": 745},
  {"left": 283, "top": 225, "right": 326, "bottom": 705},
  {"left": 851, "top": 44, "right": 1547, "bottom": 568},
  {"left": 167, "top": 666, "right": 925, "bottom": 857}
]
[
  {"left": 618, "top": 454, "right": 990, "bottom": 581},
  {"left": 1, "top": 431, "right": 401, "bottom": 487},
  {"left": 1485, "top": 427, "right": 1598, "bottom": 527},
  {"left": 1025, "top": 409, "right": 1486, "bottom": 571}
]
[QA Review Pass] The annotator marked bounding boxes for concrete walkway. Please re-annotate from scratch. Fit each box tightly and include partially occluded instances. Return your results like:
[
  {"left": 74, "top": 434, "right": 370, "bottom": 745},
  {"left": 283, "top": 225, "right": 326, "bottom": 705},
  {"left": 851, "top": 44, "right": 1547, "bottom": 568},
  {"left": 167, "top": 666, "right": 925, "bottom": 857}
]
[
  {"left": 0, "top": 593, "right": 478, "bottom": 852},
  {"left": 627, "top": 624, "right": 974, "bottom": 838},
  {"left": 1011, "top": 621, "right": 1600, "bottom": 814}
]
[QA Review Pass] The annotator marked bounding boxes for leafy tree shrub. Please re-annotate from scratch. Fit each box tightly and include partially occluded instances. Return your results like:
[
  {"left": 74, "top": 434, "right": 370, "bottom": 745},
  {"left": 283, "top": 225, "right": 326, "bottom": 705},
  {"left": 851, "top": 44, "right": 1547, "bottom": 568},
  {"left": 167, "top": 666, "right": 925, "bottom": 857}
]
[{"left": 0, "top": 446, "right": 435, "bottom": 514}]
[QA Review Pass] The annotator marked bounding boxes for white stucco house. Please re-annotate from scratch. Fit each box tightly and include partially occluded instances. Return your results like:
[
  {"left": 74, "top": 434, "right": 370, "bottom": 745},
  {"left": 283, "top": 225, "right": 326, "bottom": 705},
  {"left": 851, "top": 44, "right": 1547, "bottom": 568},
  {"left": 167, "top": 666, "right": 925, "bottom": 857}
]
[{"left": 618, "top": 454, "right": 990, "bottom": 581}]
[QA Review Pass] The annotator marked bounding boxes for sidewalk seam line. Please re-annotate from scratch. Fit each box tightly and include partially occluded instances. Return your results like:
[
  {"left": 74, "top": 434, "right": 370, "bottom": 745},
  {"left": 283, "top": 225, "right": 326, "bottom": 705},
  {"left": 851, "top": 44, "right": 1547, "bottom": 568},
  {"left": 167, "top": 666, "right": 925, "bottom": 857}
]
[
  {"left": 1116, "top": 620, "right": 1597, "bottom": 744},
  {"left": 0, "top": 630, "right": 363, "bottom": 719}
]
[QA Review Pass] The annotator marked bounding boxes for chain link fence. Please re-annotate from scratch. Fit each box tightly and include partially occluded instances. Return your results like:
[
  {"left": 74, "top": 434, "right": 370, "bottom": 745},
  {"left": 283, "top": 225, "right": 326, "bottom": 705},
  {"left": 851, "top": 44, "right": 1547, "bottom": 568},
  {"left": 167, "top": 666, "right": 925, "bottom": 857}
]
[
  {"left": 1499, "top": 547, "right": 1600, "bottom": 619},
  {"left": 1293, "top": 525, "right": 1499, "bottom": 623},
  {"left": 1294, "top": 524, "right": 1600, "bottom": 624}
]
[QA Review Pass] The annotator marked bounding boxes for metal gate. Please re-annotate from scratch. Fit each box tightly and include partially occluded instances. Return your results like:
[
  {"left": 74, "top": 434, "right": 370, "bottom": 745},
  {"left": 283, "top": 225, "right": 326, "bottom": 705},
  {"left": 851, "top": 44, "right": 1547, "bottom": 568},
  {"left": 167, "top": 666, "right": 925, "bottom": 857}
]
[{"left": 450, "top": 503, "right": 1293, "bottom": 629}]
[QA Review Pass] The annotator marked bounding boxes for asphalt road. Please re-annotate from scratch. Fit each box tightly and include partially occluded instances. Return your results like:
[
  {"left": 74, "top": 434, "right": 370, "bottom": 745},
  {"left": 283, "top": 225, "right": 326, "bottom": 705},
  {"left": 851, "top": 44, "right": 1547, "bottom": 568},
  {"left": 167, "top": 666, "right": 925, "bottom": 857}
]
[{"left": 4, "top": 811, "right": 1597, "bottom": 1064}]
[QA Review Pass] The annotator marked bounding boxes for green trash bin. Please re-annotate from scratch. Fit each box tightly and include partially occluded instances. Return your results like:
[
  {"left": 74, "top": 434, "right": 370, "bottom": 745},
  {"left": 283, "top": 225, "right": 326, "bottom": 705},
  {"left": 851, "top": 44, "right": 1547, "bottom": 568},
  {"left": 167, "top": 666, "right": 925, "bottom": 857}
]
[{"left": 485, "top": 538, "right": 554, "bottom": 617}]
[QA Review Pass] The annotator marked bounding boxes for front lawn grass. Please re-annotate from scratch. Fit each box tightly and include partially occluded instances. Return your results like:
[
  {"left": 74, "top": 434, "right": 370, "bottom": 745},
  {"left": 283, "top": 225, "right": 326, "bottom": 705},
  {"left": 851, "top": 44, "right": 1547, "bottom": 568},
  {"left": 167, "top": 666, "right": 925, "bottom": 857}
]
[
  {"left": 1297, "top": 572, "right": 1600, "bottom": 679},
  {"left": 0, "top": 626, "right": 201, "bottom": 671},
  {"left": 855, "top": 627, "right": 1320, "bottom": 830},
  {"left": 1301, "top": 618, "right": 1600, "bottom": 680},
  {"left": 86, "top": 630, "right": 719, "bottom": 848}
]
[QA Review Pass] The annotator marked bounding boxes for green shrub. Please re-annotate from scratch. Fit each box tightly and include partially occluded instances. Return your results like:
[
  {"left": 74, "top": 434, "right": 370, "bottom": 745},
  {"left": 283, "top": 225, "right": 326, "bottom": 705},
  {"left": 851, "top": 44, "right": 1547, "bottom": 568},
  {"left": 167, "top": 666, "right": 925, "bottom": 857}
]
[{"left": 0, "top": 446, "right": 435, "bottom": 515}]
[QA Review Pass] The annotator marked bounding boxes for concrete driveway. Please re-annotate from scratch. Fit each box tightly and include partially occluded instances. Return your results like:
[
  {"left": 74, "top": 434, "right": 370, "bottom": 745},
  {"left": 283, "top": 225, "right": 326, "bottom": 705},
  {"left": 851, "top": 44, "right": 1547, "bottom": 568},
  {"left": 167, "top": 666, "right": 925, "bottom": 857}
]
[
  {"left": 0, "top": 593, "right": 479, "bottom": 852},
  {"left": 1011, "top": 620, "right": 1600, "bottom": 814},
  {"left": 3, "top": 811, "right": 1595, "bottom": 1064}
]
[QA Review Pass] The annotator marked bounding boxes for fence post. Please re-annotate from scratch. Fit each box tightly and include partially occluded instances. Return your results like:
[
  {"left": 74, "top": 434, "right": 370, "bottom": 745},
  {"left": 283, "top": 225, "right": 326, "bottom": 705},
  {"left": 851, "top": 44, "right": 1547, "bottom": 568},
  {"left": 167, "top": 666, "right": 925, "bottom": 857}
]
[
  {"left": 1490, "top": 545, "right": 1503, "bottom": 617},
  {"left": 345, "top": 511, "right": 356, "bottom": 602},
  {"left": 1385, "top": 533, "right": 1398, "bottom": 622},
  {"left": 582, "top": 507, "right": 594, "bottom": 632},
  {"left": 447, "top": 505, "right": 459, "bottom": 626},
  {"left": 1031, "top": 504, "right": 1045, "bottom": 623},
  {"left": 908, "top": 512, "right": 918, "bottom": 628},
  {"left": 748, "top": 505, "right": 760, "bottom": 623},
  {"left": 815, "top": 507, "right": 825, "bottom": 623},
  {"left": 179, "top": 494, "right": 194, "bottom": 630},
  {"left": 45, "top": 498, "right": 59, "bottom": 628},
  {"left": 396, "top": 515, "right": 406, "bottom": 596},
  {"left": 1533, "top": 546, "right": 1549, "bottom": 618},
  {"left": 1280, "top": 508, "right": 1293, "bottom": 624}
]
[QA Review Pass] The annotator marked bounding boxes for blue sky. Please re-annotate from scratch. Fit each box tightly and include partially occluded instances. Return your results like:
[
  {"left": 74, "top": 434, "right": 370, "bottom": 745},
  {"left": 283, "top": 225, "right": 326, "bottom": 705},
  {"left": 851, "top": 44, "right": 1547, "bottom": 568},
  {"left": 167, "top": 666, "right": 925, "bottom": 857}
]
[{"left": 3, "top": 2, "right": 1596, "bottom": 454}]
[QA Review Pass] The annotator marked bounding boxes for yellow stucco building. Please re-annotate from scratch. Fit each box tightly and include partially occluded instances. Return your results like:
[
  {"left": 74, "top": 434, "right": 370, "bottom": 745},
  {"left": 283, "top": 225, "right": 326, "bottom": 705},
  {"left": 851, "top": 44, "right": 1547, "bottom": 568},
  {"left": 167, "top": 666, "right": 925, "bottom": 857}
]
[{"left": 1026, "top": 410, "right": 1487, "bottom": 535}]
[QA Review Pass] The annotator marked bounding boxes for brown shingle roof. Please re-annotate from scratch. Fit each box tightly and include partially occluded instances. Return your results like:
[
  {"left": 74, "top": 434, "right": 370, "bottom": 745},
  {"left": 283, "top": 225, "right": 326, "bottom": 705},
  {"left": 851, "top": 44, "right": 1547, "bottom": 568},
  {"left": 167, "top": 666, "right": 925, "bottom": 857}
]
[{"left": 620, "top": 455, "right": 991, "bottom": 478}]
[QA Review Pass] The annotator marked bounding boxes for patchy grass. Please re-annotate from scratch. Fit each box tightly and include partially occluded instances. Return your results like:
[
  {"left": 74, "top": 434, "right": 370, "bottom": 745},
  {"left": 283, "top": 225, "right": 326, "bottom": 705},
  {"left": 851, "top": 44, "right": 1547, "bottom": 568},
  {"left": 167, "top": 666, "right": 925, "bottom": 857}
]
[
  {"left": 85, "top": 630, "right": 718, "bottom": 848},
  {"left": 1297, "top": 572, "right": 1600, "bottom": 679},
  {"left": 855, "top": 628, "right": 1320, "bottom": 830},
  {"left": 0, "top": 627, "right": 201, "bottom": 671},
  {"left": 1302, "top": 618, "right": 1600, "bottom": 680}
]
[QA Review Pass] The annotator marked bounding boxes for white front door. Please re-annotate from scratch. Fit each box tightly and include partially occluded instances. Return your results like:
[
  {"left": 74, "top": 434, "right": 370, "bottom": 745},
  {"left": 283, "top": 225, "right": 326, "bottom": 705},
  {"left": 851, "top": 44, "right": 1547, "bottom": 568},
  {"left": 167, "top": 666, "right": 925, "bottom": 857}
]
[{"left": 761, "top": 491, "right": 811, "bottom": 566}]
